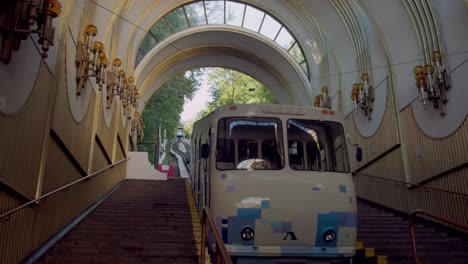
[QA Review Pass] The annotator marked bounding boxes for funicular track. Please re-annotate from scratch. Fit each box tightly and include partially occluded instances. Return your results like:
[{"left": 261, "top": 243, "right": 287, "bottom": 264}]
[{"left": 171, "top": 138, "right": 191, "bottom": 176}]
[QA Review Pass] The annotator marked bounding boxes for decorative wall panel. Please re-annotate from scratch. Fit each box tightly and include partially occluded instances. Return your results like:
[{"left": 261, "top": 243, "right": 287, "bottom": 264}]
[{"left": 0, "top": 64, "right": 53, "bottom": 197}]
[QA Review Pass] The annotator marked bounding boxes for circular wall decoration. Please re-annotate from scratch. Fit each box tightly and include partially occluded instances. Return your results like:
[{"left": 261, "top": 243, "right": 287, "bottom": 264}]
[
  {"left": 66, "top": 31, "right": 93, "bottom": 123},
  {"left": 353, "top": 76, "right": 388, "bottom": 138},
  {"left": 410, "top": 60, "right": 468, "bottom": 138},
  {"left": 0, "top": 37, "right": 41, "bottom": 115}
]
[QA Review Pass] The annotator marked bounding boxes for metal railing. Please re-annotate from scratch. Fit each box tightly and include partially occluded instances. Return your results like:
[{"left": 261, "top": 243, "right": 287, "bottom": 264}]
[
  {"left": 0, "top": 158, "right": 128, "bottom": 221},
  {"left": 352, "top": 171, "right": 468, "bottom": 198},
  {"left": 409, "top": 210, "right": 468, "bottom": 264},
  {"left": 353, "top": 171, "right": 468, "bottom": 263},
  {"left": 200, "top": 207, "right": 232, "bottom": 264}
]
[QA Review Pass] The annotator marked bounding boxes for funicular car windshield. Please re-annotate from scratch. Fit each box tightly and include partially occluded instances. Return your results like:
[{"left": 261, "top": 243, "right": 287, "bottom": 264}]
[{"left": 216, "top": 117, "right": 284, "bottom": 170}]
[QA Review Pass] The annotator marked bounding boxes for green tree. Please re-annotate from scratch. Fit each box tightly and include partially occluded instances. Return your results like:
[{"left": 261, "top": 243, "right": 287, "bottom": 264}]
[
  {"left": 139, "top": 71, "right": 200, "bottom": 164},
  {"left": 200, "top": 68, "right": 277, "bottom": 117}
]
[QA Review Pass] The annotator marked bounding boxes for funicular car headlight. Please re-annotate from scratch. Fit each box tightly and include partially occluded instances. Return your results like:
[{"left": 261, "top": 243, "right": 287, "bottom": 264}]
[
  {"left": 241, "top": 227, "right": 255, "bottom": 241},
  {"left": 323, "top": 229, "right": 336, "bottom": 242}
]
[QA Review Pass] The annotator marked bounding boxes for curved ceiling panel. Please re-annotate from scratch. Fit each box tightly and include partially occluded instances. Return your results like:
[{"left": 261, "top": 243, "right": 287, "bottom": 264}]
[
  {"left": 138, "top": 54, "right": 294, "bottom": 112},
  {"left": 135, "top": 0, "right": 309, "bottom": 77},
  {"left": 135, "top": 26, "right": 311, "bottom": 106}
]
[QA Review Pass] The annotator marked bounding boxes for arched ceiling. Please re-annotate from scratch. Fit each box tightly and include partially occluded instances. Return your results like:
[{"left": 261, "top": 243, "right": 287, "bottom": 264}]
[
  {"left": 50, "top": 0, "right": 468, "bottom": 138},
  {"left": 135, "top": 26, "right": 311, "bottom": 107}
]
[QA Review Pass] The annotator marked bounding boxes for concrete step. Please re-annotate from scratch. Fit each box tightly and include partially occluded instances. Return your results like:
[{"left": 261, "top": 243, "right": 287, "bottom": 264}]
[
  {"left": 36, "top": 179, "right": 199, "bottom": 264},
  {"left": 357, "top": 199, "right": 468, "bottom": 263}
]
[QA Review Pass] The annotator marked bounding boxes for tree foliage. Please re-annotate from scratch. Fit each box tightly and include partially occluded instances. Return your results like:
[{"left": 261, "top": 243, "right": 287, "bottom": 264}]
[
  {"left": 199, "top": 68, "right": 277, "bottom": 117},
  {"left": 139, "top": 72, "right": 200, "bottom": 162}
]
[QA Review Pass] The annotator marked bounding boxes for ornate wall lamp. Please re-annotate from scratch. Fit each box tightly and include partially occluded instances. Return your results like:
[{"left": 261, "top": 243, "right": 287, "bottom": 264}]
[
  {"left": 313, "top": 86, "right": 331, "bottom": 109},
  {"left": 313, "top": 95, "right": 322, "bottom": 108},
  {"left": 413, "top": 50, "right": 449, "bottom": 116},
  {"left": 75, "top": 25, "right": 106, "bottom": 95},
  {"left": 106, "top": 58, "right": 122, "bottom": 108},
  {"left": 320, "top": 86, "right": 331, "bottom": 109},
  {"left": 350, "top": 73, "right": 373, "bottom": 120},
  {"left": 123, "top": 76, "right": 140, "bottom": 118},
  {"left": 73, "top": 25, "right": 141, "bottom": 120},
  {"left": 0, "top": 0, "right": 62, "bottom": 64},
  {"left": 131, "top": 111, "right": 144, "bottom": 142}
]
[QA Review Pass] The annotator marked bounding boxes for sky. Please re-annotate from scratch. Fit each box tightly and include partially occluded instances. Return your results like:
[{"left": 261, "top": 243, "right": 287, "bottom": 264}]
[{"left": 180, "top": 73, "right": 211, "bottom": 123}]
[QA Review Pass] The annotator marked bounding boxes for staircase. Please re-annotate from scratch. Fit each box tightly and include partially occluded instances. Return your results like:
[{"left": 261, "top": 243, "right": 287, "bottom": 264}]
[
  {"left": 36, "top": 179, "right": 199, "bottom": 264},
  {"left": 357, "top": 199, "right": 468, "bottom": 264}
]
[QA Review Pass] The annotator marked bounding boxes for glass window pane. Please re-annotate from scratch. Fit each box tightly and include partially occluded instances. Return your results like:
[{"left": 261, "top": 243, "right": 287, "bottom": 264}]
[
  {"left": 287, "top": 119, "right": 349, "bottom": 172},
  {"left": 262, "top": 140, "right": 282, "bottom": 169},
  {"left": 136, "top": 49, "right": 145, "bottom": 65},
  {"left": 243, "top": 6, "right": 264, "bottom": 32},
  {"left": 205, "top": 1, "right": 224, "bottom": 24},
  {"left": 150, "top": 19, "right": 172, "bottom": 41},
  {"left": 165, "top": 8, "right": 189, "bottom": 32},
  {"left": 139, "top": 34, "right": 158, "bottom": 54},
  {"left": 300, "top": 62, "right": 309, "bottom": 75},
  {"left": 185, "top": 2, "right": 207, "bottom": 27},
  {"left": 275, "top": 27, "right": 295, "bottom": 49},
  {"left": 259, "top": 14, "right": 281, "bottom": 40},
  {"left": 238, "top": 139, "right": 258, "bottom": 162},
  {"left": 226, "top": 1, "right": 244, "bottom": 26},
  {"left": 288, "top": 141, "right": 304, "bottom": 170},
  {"left": 217, "top": 117, "right": 284, "bottom": 170},
  {"left": 289, "top": 42, "right": 305, "bottom": 63},
  {"left": 216, "top": 139, "right": 235, "bottom": 169}
]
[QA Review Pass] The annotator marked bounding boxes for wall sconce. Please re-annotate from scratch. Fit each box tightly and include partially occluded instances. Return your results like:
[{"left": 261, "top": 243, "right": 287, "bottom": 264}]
[
  {"left": 117, "top": 70, "right": 126, "bottom": 98},
  {"left": 96, "top": 52, "right": 108, "bottom": 90},
  {"left": 313, "top": 95, "right": 322, "bottom": 107},
  {"left": 0, "top": 0, "right": 62, "bottom": 64},
  {"left": 124, "top": 76, "right": 139, "bottom": 118},
  {"left": 320, "top": 86, "right": 331, "bottom": 109},
  {"left": 75, "top": 24, "right": 104, "bottom": 95},
  {"left": 413, "top": 50, "right": 449, "bottom": 116},
  {"left": 131, "top": 111, "right": 144, "bottom": 141},
  {"left": 350, "top": 73, "right": 373, "bottom": 120},
  {"left": 106, "top": 58, "right": 121, "bottom": 109},
  {"left": 313, "top": 86, "right": 331, "bottom": 109}
]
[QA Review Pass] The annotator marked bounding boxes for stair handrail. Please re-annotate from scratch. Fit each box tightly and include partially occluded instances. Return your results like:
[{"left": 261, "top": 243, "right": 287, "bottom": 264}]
[
  {"left": 409, "top": 209, "right": 468, "bottom": 264},
  {"left": 200, "top": 207, "right": 232, "bottom": 264},
  {"left": 352, "top": 171, "right": 468, "bottom": 197},
  {"left": 0, "top": 158, "right": 129, "bottom": 221}
]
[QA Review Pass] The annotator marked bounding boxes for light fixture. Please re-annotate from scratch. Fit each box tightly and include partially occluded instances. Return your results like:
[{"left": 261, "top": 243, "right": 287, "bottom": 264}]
[
  {"left": 350, "top": 73, "right": 373, "bottom": 120},
  {"left": 313, "top": 86, "right": 331, "bottom": 109},
  {"left": 314, "top": 95, "right": 322, "bottom": 108},
  {"left": 321, "top": 86, "right": 331, "bottom": 109},
  {"left": 413, "top": 50, "right": 449, "bottom": 116},
  {"left": 75, "top": 24, "right": 105, "bottom": 95},
  {"left": 106, "top": 58, "right": 121, "bottom": 108},
  {"left": 96, "top": 52, "right": 108, "bottom": 90},
  {"left": 0, "top": 0, "right": 62, "bottom": 64},
  {"left": 131, "top": 111, "right": 144, "bottom": 141},
  {"left": 124, "top": 76, "right": 139, "bottom": 118}
]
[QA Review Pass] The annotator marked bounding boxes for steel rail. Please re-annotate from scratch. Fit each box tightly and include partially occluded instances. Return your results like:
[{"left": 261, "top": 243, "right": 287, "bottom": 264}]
[{"left": 352, "top": 171, "right": 468, "bottom": 197}]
